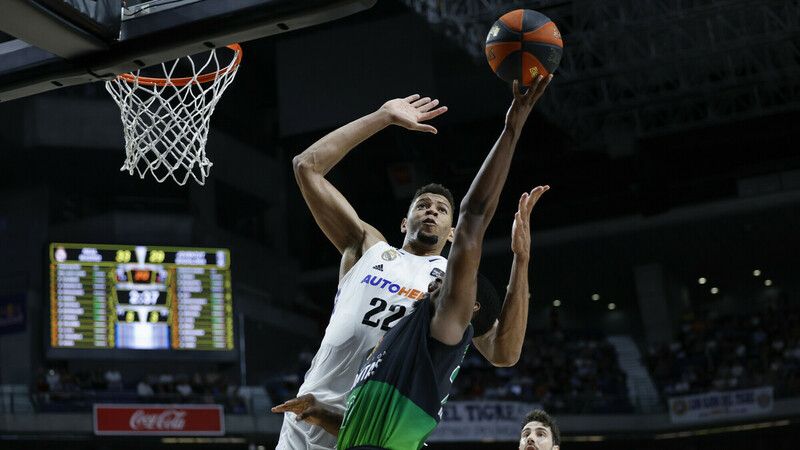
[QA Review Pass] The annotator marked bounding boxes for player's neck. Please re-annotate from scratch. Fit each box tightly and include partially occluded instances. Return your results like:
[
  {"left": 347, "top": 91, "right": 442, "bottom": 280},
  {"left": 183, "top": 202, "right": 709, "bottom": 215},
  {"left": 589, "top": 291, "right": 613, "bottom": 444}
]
[{"left": 401, "top": 238, "right": 444, "bottom": 257}]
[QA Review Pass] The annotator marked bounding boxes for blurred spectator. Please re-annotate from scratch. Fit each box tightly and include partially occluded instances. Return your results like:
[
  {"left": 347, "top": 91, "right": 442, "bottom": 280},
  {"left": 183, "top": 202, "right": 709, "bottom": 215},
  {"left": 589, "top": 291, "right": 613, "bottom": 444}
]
[
  {"left": 105, "top": 367, "right": 123, "bottom": 392},
  {"left": 45, "top": 369, "right": 61, "bottom": 392},
  {"left": 176, "top": 380, "right": 193, "bottom": 398},
  {"left": 157, "top": 371, "right": 174, "bottom": 395},
  {"left": 137, "top": 377, "right": 154, "bottom": 401}
]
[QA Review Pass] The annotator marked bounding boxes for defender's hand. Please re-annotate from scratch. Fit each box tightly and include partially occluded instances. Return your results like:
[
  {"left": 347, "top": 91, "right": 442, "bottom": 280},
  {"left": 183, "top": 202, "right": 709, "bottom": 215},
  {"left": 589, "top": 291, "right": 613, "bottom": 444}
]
[
  {"left": 505, "top": 75, "right": 553, "bottom": 129},
  {"left": 271, "top": 394, "right": 327, "bottom": 426},
  {"left": 511, "top": 185, "right": 549, "bottom": 257},
  {"left": 381, "top": 94, "right": 448, "bottom": 134}
]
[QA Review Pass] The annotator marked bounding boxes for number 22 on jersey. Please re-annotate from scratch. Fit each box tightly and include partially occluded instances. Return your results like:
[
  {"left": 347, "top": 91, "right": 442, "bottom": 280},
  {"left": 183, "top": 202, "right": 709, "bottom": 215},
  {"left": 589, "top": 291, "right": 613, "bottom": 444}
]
[{"left": 361, "top": 297, "right": 406, "bottom": 331}]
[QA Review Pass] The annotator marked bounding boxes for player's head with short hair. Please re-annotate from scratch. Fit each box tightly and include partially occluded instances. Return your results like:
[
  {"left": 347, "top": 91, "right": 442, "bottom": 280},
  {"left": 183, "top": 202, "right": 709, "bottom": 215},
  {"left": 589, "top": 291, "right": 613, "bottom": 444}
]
[
  {"left": 470, "top": 273, "right": 502, "bottom": 337},
  {"left": 519, "top": 409, "right": 560, "bottom": 450},
  {"left": 401, "top": 183, "right": 456, "bottom": 250},
  {"left": 412, "top": 183, "right": 456, "bottom": 217}
]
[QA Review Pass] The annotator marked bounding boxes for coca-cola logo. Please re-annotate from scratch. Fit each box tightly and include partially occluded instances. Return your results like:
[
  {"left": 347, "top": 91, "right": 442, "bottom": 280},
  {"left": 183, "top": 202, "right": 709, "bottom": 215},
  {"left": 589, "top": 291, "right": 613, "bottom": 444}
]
[{"left": 129, "top": 409, "right": 187, "bottom": 430}]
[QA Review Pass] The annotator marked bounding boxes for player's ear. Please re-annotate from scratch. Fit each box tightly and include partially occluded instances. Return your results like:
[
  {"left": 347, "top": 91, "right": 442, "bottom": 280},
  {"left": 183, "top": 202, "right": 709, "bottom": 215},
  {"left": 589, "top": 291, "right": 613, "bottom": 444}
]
[
  {"left": 553, "top": 446, "right": 560, "bottom": 450},
  {"left": 447, "top": 227, "right": 454, "bottom": 242},
  {"left": 473, "top": 301, "right": 481, "bottom": 313},
  {"left": 400, "top": 218, "right": 408, "bottom": 234}
]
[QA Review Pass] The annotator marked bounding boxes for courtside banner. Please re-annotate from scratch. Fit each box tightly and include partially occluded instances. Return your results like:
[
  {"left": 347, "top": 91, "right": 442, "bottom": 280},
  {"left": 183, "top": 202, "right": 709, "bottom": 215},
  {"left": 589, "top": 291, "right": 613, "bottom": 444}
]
[
  {"left": 668, "top": 386, "right": 774, "bottom": 424},
  {"left": 428, "top": 401, "right": 541, "bottom": 442},
  {"left": 93, "top": 404, "right": 225, "bottom": 435}
]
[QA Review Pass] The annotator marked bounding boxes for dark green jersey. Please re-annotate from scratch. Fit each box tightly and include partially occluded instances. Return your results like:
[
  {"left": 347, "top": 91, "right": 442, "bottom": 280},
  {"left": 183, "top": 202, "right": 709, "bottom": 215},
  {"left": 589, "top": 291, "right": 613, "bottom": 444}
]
[{"left": 337, "top": 295, "right": 473, "bottom": 450}]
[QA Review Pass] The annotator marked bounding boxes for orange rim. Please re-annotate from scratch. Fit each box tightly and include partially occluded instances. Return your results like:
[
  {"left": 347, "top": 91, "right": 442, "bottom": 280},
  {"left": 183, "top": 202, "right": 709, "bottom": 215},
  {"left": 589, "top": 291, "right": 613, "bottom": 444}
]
[{"left": 117, "top": 44, "right": 243, "bottom": 87}]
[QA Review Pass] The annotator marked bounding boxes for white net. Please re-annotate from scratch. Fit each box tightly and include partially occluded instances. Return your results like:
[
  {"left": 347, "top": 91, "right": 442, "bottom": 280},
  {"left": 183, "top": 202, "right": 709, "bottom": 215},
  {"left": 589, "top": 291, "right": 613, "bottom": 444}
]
[{"left": 105, "top": 45, "right": 241, "bottom": 186}]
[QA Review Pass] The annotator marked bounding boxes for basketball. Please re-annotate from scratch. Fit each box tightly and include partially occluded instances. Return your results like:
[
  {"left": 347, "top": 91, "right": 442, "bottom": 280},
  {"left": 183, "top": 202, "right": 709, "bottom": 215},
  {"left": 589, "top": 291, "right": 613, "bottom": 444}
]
[{"left": 485, "top": 9, "right": 563, "bottom": 86}]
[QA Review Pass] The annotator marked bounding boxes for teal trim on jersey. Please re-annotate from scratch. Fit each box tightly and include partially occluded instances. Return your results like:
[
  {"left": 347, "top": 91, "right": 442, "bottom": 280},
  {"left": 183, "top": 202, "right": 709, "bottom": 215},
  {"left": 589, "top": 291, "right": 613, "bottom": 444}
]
[{"left": 338, "top": 381, "right": 437, "bottom": 450}]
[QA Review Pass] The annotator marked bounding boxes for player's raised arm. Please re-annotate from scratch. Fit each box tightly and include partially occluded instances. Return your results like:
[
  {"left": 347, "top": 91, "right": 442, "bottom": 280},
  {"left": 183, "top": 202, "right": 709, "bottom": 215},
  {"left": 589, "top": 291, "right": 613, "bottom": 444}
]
[
  {"left": 472, "top": 187, "right": 548, "bottom": 366},
  {"left": 292, "top": 95, "right": 448, "bottom": 268},
  {"left": 430, "top": 75, "right": 552, "bottom": 345}
]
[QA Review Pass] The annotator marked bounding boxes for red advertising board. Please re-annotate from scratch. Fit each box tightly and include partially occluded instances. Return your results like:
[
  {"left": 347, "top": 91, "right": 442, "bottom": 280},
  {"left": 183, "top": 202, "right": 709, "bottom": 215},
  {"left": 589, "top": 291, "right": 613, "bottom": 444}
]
[{"left": 93, "top": 404, "right": 225, "bottom": 435}]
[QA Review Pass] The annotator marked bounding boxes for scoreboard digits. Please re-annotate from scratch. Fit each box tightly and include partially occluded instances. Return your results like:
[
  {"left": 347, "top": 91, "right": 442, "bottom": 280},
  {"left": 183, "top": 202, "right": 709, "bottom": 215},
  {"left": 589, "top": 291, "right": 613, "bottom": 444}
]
[
  {"left": 50, "top": 243, "right": 234, "bottom": 352},
  {"left": 116, "top": 250, "right": 131, "bottom": 263}
]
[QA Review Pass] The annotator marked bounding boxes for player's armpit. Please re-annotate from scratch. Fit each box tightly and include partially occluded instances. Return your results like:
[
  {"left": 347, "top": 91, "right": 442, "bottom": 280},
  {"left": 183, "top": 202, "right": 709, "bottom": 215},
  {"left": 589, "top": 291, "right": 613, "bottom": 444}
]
[
  {"left": 430, "top": 314, "right": 471, "bottom": 346},
  {"left": 338, "top": 224, "right": 386, "bottom": 280},
  {"left": 471, "top": 320, "right": 499, "bottom": 361},
  {"left": 430, "top": 229, "right": 483, "bottom": 345}
]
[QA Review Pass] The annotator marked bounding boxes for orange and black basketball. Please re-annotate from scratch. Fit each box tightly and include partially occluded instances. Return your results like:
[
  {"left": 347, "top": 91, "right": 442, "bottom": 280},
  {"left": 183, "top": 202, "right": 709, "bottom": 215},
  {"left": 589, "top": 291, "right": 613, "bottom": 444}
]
[{"left": 485, "top": 9, "right": 563, "bottom": 86}]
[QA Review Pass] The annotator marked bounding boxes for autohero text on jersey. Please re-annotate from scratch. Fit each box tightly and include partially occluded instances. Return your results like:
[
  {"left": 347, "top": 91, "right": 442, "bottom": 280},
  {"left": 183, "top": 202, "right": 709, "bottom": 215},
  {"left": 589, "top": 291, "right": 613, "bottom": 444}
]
[{"left": 359, "top": 275, "right": 427, "bottom": 300}]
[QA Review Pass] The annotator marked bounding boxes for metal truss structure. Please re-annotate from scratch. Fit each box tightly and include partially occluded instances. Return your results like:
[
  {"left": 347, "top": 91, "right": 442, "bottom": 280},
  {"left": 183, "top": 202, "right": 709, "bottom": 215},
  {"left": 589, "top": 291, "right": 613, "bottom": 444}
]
[{"left": 402, "top": 0, "right": 800, "bottom": 152}]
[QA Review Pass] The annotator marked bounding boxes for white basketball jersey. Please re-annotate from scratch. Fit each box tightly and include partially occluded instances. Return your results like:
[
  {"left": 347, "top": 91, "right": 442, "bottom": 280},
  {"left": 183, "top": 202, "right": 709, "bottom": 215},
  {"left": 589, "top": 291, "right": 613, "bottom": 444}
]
[{"left": 277, "top": 241, "right": 447, "bottom": 450}]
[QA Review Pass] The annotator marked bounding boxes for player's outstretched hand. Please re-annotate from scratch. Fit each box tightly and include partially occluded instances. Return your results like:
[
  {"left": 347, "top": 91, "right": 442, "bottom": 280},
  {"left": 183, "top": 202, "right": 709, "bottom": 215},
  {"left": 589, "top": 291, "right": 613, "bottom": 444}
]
[
  {"left": 511, "top": 185, "right": 549, "bottom": 257},
  {"left": 381, "top": 94, "right": 448, "bottom": 134},
  {"left": 505, "top": 74, "right": 553, "bottom": 130},
  {"left": 272, "top": 393, "right": 326, "bottom": 425}
]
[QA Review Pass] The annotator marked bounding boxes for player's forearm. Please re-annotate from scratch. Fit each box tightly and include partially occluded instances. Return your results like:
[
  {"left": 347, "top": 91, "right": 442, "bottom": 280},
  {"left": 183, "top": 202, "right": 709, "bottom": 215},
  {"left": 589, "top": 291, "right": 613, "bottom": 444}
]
[
  {"left": 316, "top": 405, "right": 344, "bottom": 437},
  {"left": 440, "top": 126, "right": 522, "bottom": 339},
  {"left": 459, "top": 125, "right": 521, "bottom": 222},
  {"left": 492, "top": 252, "right": 529, "bottom": 366},
  {"left": 292, "top": 109, "right": 391, "bottom": 177}
]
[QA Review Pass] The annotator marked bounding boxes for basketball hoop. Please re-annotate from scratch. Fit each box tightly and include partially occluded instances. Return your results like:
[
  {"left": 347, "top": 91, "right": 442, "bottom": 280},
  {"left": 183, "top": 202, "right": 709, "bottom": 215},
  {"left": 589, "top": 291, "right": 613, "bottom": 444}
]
[{"left": 105, "top": 44, "right": 243, "bottom": 186}]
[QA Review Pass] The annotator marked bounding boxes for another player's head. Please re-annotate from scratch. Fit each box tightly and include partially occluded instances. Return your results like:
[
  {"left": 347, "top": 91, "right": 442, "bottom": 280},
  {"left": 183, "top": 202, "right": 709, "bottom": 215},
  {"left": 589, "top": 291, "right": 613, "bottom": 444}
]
[
  {"left": 470, "top": 273, "right": 502, "bottom": 337},
  {"left": 519, "top": 409, "right": 560, "bottom": 450},
  {"left": 401, "top": 183, "right": 456, "bottom": 250}
]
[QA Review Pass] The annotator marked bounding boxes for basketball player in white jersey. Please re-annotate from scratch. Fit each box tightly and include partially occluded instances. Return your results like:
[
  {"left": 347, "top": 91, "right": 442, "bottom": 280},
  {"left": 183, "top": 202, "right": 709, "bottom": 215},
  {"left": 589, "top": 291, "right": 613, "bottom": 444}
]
[{"left": 278, "top": 75, "right": 553, "bottom": 450}]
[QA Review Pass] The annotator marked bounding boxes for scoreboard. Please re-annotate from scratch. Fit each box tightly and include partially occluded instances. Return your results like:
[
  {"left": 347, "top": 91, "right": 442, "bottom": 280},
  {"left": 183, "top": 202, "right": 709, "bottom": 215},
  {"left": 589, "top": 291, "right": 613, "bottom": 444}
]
[{"left": 48, "top": 243, "right": 234, "bottom": 356}]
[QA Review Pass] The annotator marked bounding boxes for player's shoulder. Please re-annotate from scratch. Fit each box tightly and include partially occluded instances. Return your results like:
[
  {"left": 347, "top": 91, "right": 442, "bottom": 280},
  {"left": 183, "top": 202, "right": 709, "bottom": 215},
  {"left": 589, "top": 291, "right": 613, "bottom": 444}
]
[
  {"left": 362, "top": 240, "right": 394, "bottom": 260},
  {"left": 338, "top": 241, "right": 392, "bottom": 283},
  {"left": 381, "top": 247, "right": 447, "bottom": 269}
]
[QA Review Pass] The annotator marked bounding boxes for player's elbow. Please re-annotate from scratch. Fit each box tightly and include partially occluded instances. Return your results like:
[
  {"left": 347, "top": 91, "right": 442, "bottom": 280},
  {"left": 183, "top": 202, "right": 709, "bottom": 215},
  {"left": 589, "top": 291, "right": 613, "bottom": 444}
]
[
  {"left": 292, "top": 154, "right": 311, "bottom": 176},
  {"left": 452, "top": 213, "right": 488, "bottom": 244},
  {"left": 490, "top": 349, "right": 521, "bottom": 367},
  {"left": 292, "top": 154, "right": 319, "bottom": 188},
  {"left": 457, "top": 200, "right": 496, "bottom": 232},
  {"left": 459, "top": 197, "right": 490, "bottom": 218}
]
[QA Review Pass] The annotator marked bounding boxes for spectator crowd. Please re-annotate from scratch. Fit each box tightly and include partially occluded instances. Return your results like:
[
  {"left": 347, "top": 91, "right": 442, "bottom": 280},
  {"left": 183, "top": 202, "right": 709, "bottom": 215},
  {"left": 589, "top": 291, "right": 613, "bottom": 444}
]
[
  {"left": 450, "top": 328, "right": 631, "bottom": 414},
  {"left": 647, "top": 302, "right": 800, "bottom": 400},
  {"left": 266, "top": 330, "right": 632, "bottom": 415},
  {"left": 33, "top": 366, "right": 247, "bottom": 413},
  {"left": 34, "top": 302, "right": 800, "bottom": 415}
]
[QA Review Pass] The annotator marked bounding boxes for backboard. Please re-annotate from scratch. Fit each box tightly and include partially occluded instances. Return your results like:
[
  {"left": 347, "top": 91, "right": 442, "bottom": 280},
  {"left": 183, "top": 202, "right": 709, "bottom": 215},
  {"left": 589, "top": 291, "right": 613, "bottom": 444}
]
[{"left": 0, "top": 0, "right": 376, "bottom": 102}]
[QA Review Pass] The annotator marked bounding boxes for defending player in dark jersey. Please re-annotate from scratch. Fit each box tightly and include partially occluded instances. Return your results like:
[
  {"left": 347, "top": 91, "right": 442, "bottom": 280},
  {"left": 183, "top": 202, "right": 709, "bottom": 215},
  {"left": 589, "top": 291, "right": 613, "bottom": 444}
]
[{"left": 273, "top": 75, "right": 551, "bottom": 449}]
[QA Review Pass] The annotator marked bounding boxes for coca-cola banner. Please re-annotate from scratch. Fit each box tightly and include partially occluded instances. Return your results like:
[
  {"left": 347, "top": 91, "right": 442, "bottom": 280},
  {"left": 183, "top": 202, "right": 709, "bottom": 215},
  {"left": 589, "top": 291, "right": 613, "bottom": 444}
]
[{"left": 93, "top": 404, "right": 225, "bottom": 435}]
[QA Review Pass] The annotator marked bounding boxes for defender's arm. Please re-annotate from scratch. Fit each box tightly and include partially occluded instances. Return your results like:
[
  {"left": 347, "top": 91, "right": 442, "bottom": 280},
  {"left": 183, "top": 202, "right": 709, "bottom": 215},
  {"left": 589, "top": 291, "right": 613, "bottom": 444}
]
[
  {"left": 472, "top": 187, "right": 547, "bottom": 366},
  {"left": 431, "top": 76, "right": 552, "bottom": 345}
]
